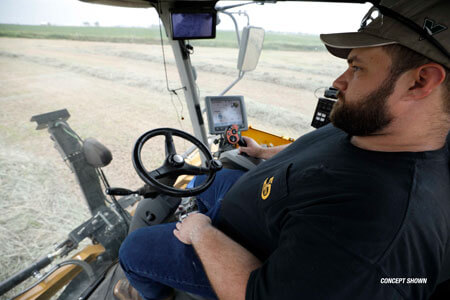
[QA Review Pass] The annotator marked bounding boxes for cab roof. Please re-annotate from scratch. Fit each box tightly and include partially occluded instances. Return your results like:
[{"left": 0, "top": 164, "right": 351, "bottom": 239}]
[
  {"left": 79, "top": 0, "right": 369, "bottom": 9},
  {"left": 79, "top": 0, "right": 216, "bottom": 9}
]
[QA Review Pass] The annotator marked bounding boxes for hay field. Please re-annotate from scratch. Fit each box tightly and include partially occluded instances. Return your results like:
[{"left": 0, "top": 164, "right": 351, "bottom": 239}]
[
  {"left": 0, "top": 34, "right": 344, "bottom": 298},
  {"left": 0, "top": 24, "right": 325, "bottom": 51}
]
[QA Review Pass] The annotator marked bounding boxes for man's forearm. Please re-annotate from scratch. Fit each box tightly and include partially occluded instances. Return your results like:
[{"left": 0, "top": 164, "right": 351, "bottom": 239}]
[
  {"left": 260, "top": 144, "right": 289, "bottom": 159},
  {"left": 192, "top": 226, "right": 262, "bottom": 300}
]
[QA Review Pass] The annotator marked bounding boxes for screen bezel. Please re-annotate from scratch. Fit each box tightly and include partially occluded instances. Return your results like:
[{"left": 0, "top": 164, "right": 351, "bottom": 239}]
[
  {"left": 205, "top": 95, "right": 248, "bottom": 134},
  {"left": 170, "top": 9, "right": 217, "bottom": 40}
]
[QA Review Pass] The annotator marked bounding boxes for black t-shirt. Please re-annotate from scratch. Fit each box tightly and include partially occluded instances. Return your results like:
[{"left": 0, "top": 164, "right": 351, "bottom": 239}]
[{"left": 217, "top": 125, "right": 450, "bottom": 300}]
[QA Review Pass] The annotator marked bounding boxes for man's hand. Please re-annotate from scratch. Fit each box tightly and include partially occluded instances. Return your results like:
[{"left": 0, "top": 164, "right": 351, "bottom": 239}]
[
  {"left": 239, "top": 136, "right": 264, "bottom": 158},
  {"left": 173, "top": 213, "right": 212, "bottom": 245},
  {"left": 173, "top": 212, "right": 262, "bottom": 300},
  {"left": 240, "top": 136, "right": 290, "bottom": 160}
]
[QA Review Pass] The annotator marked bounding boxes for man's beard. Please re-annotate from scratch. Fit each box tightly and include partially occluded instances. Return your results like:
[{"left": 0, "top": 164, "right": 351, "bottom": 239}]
[{"left": 330, "top": 73, "right": 397, "bottom": 136}]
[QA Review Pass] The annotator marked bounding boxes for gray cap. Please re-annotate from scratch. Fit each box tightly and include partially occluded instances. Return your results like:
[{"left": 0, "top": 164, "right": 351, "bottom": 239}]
[{"left": 320, "top": 0, "right": 450, "bottom": 69}]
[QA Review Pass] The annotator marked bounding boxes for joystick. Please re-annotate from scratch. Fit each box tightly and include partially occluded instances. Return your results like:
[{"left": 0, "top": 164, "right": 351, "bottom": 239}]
[
  {"left": 225, "top": 125, "right": 248, "bottom": 156},
  {"left": 226, "top": 125, "right": 243, "bottom": 146}
]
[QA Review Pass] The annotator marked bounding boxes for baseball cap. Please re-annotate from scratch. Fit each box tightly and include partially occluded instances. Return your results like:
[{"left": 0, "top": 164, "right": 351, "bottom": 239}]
[{"left": 320, "top": 0, "right": 450, "bottom": 69}]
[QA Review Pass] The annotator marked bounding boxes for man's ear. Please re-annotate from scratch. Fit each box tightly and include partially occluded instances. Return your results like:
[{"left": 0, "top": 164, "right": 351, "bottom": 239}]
[{"left": 407, "top": 63, "right": 446, "bottom": 99}]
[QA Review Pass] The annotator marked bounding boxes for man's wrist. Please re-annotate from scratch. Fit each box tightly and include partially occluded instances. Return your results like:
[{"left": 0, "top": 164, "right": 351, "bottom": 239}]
[
  {"left": 256, "top": 147, "right": 267, "bottom": 159},
  {"left": 191, "top": 223, "right": 215, "bottom": 245}
]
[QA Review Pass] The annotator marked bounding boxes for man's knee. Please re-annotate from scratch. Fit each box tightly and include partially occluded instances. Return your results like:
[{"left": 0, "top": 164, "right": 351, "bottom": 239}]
[
  {"left": 119, "top": 228, "right": 140, "bottom": 271},
  {"left": 119, "top": 224, "right": 178, "bottom": 271},
  {"left": 119, "top": 227, "right": 156, "bottom": 272}
]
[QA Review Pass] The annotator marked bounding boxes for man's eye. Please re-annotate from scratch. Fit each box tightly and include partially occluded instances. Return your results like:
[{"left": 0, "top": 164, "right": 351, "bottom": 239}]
[{"left": 352, "top": 65, "right": 361, "bottom": 71}]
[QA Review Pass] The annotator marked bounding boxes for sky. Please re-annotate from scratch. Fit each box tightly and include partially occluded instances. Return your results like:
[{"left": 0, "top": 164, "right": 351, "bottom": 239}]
[{"left": 0, "top": 0, "right": 372, "bottom": 34}]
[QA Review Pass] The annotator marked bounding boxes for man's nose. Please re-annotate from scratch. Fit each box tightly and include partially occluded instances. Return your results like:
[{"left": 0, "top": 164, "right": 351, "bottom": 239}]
[{"left": 332, "top": 71, "right": 348, "bottom": 92}]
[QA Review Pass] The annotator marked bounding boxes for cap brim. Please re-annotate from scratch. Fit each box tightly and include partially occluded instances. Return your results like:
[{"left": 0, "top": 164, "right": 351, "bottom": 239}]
[{"left": 320, "top": 32, "right": 397, "bottom": 59}]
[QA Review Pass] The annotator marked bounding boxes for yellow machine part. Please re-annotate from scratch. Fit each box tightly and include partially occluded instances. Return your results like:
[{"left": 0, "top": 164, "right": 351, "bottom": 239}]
[
  {"left": 15, "top": 244, "right": 105, "bottom": 300},
  {"left": 242, "top": 126, "right": 295, "bottom": 147}
]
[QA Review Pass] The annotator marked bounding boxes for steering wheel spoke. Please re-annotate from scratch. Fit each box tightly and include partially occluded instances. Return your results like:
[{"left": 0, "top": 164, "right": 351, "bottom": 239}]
[
  {"left": 148, "top": 169, "right": 163, "bottom": 180},
  {"left": 150, "top": 164, "right": 177, "bottom": 179},
  {"left": 164, "top": 132, "right": 177, "bottom": 157}
]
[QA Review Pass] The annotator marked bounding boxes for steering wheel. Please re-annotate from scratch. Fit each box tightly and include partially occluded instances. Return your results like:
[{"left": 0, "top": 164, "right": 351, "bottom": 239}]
[{"left": 132, "top": 128, "right": 222, "bottom": 197}]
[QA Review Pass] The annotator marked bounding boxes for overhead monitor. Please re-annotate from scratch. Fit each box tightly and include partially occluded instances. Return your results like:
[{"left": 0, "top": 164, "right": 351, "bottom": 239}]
[
  {"left": 170, "top": 11, "right": 216, "bottom": 40},
  {"left": 205, "top": 96, "right": 248, "bottom": 134}
]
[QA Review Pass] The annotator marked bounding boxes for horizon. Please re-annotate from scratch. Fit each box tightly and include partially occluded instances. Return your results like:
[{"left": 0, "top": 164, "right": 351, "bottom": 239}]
[{"left": 0, "top": 23, "right": 325, "bottom": 36}]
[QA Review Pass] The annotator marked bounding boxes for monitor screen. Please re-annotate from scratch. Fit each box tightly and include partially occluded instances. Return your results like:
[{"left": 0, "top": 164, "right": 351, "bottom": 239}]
[
  {"left": 205, "top": 96, "right": 248, "bottom": 134},
  {"left": 171, "top": 12, "right": 216, "bottom": 40}
]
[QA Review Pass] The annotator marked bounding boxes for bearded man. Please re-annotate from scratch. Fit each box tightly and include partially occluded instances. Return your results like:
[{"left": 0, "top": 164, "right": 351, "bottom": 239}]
[{"left": 118, "top": 1, "right": 450, "bottom": 299}]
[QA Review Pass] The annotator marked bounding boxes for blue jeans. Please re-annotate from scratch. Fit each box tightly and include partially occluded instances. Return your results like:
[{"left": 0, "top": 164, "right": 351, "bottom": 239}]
[{"left": 119, "top": 169, "right": 245, "bottom": 300}]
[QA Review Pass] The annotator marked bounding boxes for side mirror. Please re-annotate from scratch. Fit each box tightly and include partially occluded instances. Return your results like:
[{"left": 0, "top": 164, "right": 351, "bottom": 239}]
[{"left": 237, "top": 26, "right": 265, "bottom": 72}]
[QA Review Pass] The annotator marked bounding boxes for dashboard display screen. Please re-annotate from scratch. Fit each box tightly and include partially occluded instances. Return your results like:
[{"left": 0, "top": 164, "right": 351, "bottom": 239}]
[
  {"left": 205, "top": 96, "right": 248, "bottom": 134},
  {"left": 211, "top": 100, "right": 243, "bottom": 127}
]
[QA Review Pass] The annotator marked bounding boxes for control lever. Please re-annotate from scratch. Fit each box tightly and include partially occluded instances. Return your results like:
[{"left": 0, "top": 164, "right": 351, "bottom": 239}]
[
  {"left": 237, "top": 137, "right": 249, "bottom": 157},
  {"left": 225, "top": 125, "right": 249, "bottom": 157},
  {"left": 105, "top": 186, "right": 153, "bottom": 196},
  {"left": 105, "top": 187, "right": 135, "bottom": 196},
  {"left": 238, "top": 137, "right": 247, "bottom": 147},
  {"left": 226, "top": 124, "right": 246, "bottom": 146}
]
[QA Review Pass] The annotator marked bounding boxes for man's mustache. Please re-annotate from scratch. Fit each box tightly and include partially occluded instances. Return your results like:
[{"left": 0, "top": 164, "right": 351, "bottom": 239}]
[{"left": 337, "top": 92, "right": 345, "bottom": 103}]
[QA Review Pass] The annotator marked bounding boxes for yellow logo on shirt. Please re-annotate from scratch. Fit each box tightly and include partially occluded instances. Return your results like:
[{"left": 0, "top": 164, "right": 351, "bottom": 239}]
[{"left": 261, "top": 176, "right": 274, "bottom": 200}]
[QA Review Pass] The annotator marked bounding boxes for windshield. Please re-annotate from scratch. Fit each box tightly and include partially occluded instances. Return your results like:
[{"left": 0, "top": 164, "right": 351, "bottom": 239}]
[{"left": 0, "top": 1, "right": 370, "bottom": 297}]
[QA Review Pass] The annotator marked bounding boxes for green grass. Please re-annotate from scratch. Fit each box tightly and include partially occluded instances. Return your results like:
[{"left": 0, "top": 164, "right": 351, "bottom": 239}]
[
  {"left": 0, "top": 24, "right": 325, "bottom": 51},
  {"left": 0, "top": 24, "right": 161, "bottom": 44}
]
